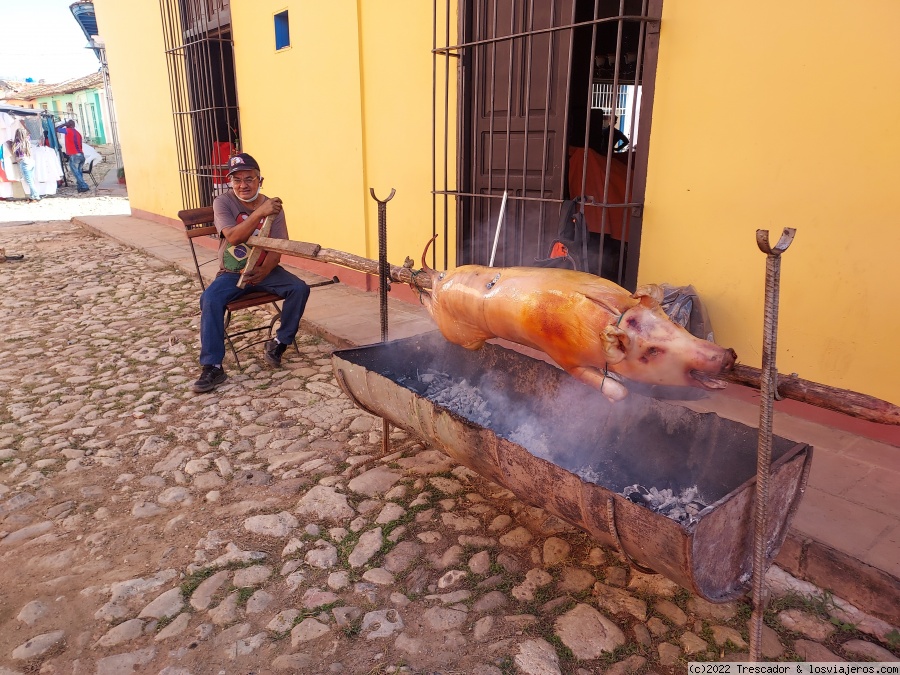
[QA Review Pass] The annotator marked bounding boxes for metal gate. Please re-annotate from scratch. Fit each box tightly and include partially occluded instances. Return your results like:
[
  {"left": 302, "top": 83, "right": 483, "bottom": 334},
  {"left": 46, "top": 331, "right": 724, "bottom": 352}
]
[
  {"left": 433, "top": 0, "right": 661, "bottom": 290},
  {"left": 160, "top": 0, "right": 240, "bottom": 210}
]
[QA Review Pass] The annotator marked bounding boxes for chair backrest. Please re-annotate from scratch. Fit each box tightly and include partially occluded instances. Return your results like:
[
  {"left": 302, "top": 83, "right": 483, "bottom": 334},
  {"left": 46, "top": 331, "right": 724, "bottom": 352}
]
[{"left": 178, "top": 206, "right": 219, "bottom": 291}]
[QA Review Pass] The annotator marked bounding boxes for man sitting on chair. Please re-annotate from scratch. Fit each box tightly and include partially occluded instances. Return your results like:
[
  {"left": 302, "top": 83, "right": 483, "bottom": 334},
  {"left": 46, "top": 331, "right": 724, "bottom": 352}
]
[{"left": 192, "top": 152, "right": 311, "bottom": 393}]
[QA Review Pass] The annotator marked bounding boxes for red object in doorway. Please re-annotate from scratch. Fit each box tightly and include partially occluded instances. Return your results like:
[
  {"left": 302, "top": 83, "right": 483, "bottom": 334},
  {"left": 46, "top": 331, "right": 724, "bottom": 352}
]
[
  {"left": 211, "top": 142, "right": 235, "bottom": 184},
  {"left": 567, "top": 146, "right": 633, "bottom": 242}
]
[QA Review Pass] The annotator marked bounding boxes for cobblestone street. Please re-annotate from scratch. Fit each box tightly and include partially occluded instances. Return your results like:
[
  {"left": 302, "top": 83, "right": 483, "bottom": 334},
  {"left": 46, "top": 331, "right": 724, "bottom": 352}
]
[{"left": 0, "top": 221, "right": 897, "bottom": 675}]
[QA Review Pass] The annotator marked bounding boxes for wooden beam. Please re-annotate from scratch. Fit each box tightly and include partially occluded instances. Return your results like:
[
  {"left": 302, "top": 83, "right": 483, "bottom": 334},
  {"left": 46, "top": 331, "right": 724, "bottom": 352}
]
[
  {"left": 247, "top": 234, "right": 899, "bottom": 426},
  {"left": 246, "top": 235, "right": 433, "bottom": 290},
  {"left": 724, "top": 364, "right": 900, "bottom": 426}
]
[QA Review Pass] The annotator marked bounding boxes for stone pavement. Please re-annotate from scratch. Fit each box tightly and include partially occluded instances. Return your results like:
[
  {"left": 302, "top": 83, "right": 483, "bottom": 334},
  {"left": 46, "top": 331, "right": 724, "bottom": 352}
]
[
  {"left": 0, "top": 220, "right": 896, "bottom": 674},
  {"left": 73, "top": 211, "right": 900, "bottom": 624}
]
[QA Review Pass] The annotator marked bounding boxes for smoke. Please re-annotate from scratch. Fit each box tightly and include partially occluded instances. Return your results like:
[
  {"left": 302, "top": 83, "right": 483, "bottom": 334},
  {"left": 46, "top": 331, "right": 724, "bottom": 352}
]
[
  {"left": 420, "top": 368, "right": 574, "bottom": 463},
  {"left": 458, "top": 197, "right": 558, "bottom": 268},
  {"left": 417, "top": 365, "right": 713, "bottom": 526},
  {"left": 419, "top": 366, "right": 619, "bottom": 472}
]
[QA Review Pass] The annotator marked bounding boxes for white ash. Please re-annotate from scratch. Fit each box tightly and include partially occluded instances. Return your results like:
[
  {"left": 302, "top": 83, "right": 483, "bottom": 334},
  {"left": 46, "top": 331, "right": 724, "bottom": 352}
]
[
  {"left": 419, "top": 370, "right": 706, "bottom": 527},
  {"left": 420, "top": 371, "right": 552, "bottom": 459},
  {"left": 422, "top": 372, "right": 493, "bottom": 426},
  {"left": 618, "top": 483, "right": 708, "bottom": 527},
  {"left": 508, "top": 420, "right": 553, "bottom": 461}
]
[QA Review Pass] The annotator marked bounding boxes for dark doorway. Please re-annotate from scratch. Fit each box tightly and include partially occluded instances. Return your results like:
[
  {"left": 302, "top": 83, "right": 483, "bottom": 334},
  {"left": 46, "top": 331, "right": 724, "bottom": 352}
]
[
  {"left": 567, "top": 1, "right": 649, "bottom": 282},
  {"left": 161, "top": 0, "right": 241, "bottom": 209},
  {"left": 441, "top": 0, "right": 661, "bottom": 289}
]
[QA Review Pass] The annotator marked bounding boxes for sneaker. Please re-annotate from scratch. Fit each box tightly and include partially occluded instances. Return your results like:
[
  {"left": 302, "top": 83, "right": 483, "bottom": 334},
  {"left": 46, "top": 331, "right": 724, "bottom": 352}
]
[
  {"left": 264, "top": 339, "right": 289, "bottom": 367},
  {"left": 192, "top": 365, "right": 227, "bottom": 393},
  {"left": 78, "top": 187, "right": 90, "bottom": 193}
]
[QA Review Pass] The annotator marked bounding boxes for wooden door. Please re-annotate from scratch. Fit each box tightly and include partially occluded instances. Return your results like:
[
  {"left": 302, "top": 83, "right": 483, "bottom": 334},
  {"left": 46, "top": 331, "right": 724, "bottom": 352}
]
[{"left": 460, "top": 0, "right": 576, "bottom": 267}]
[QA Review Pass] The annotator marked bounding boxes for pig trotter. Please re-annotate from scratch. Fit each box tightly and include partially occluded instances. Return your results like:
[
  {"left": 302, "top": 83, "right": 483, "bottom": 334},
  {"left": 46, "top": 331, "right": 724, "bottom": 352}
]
[{"left": 568, "top": 366, "right": 629, "bottom": 402}]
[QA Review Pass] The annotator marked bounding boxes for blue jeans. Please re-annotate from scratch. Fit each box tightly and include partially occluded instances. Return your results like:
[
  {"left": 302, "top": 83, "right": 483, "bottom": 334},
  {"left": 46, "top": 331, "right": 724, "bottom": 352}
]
[
  {"left": 68, "top": 152, "right": 89, "bottom": 190},
  {"left": 199, "top": 266, "right": 311, "bottom": 367},
  {"left": 18, "top": 157, "right": 40, "bottom": 200}
]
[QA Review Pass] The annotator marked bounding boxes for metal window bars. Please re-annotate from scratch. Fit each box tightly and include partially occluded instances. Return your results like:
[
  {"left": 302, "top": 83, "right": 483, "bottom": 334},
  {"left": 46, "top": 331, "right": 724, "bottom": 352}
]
[
  {"left": 432, "top": 0, "right": 661, "bottom": 290},
  {"left": 160, "top": 0, "right": 240, "bottom": 210}
]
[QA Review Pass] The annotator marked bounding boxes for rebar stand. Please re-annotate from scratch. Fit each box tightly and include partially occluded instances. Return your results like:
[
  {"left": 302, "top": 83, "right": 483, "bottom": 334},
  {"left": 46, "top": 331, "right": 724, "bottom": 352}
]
[
  {"left": 370, "top": 188, "right": 396, "bottom": 455},
  {"left": 749, "top": 227, "right": 795, "bottom": 661}
]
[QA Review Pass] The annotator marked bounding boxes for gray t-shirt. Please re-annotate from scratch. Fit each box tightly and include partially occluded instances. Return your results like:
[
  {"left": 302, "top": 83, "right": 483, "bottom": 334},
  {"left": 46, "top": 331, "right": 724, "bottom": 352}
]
[{"left": 212, "top": 191, "right": 288, "bottom": 272}]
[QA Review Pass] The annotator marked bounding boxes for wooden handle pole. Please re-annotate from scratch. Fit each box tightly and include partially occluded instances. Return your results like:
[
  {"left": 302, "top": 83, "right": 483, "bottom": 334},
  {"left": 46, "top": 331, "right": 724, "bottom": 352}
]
[
  {"left": 237, "top": 214, "right": 275, "bottom": 289},
  {"left": 246, "top": 235, "right": 433, "bottom": 290},
  {"left": 247, "top": 232, "right": 900, "bottom": 426}
]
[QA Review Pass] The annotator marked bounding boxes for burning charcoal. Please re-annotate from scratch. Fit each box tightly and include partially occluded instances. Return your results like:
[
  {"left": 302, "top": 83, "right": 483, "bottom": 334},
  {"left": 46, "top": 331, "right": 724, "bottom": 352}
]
[
  {"left": 685, "top": 501, "right": 706, "bottom": 516},
  {"left": 658, "top": 500, "right": 677, "bottom": 514},
  {"left": 619, "top": 483, "right": 709, "bottom": 527},
  {"left": 622, "top": 484, "right": 651, "bottom": 504},
  {"left": 423, "top": 373, "right": 494, "bottom": 427},
  {"left": 669, "top": 507, "right": 686, "bottom": 521}
]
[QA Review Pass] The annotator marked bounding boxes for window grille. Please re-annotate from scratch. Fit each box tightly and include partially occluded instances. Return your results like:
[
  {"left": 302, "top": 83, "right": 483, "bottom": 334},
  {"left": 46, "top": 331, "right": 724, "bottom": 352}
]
[
  {"left": 433, "top": 0, "right": 661, "bottom": 289},
  {"left": 160, "top": 0, "right": 240, "bottom": 209},
  {"left": 591, "top": 82, "right": 627, "bottom": 112}
]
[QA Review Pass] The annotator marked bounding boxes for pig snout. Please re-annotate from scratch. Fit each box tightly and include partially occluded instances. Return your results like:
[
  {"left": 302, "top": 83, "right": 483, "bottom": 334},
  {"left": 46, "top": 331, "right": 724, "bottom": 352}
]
[
  {"left": 688, "top": 346, "right": 737, "bottom": 390},
  {"left": 722, "top": 348, "right": 737, "bottom": 371}
]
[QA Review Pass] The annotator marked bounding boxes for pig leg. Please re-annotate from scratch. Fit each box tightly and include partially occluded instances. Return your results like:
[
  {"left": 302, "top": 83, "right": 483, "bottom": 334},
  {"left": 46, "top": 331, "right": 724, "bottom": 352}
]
[
  {"left": 435, "top": 319, "right": 491, "bottom": 351},
  {"left": 565, "top": 365, "right": 629, "bottom": 402}
]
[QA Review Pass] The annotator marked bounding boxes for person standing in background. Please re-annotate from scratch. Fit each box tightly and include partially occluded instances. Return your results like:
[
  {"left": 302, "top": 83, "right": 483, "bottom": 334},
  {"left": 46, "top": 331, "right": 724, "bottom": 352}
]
[
  {"left": 13, "top": 127, "right": 41, "bottom": 202},
  {"left": 55, "top": 119, "right": 90, "bottom": 193}
]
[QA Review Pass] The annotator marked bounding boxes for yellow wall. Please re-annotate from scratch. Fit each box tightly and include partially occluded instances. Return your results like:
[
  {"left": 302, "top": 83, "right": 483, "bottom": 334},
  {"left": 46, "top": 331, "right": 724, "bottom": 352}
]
[
  {"left": 93, "top": 0, "right": 895, "bottom": 403},
  {"left": 641, "top": 0, "right": 900, "bottom": 404},
  {"left": 231, "top": 0, "right": 454, "bottom": 269},
  {"left": 359, "top": 0, "right": 458, "bottom": 269},
  {"left": 93, "top": 0, "right": 454, "bottom": 266},
  {"left": 92, "top": 0, "right": 182, "bottom": 218}
]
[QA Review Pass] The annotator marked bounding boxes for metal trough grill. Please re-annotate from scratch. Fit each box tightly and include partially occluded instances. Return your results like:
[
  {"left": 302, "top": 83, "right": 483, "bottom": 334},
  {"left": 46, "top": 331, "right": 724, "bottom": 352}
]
[{"left": 332, "top": 331, "right": 812, "bottom": 603}]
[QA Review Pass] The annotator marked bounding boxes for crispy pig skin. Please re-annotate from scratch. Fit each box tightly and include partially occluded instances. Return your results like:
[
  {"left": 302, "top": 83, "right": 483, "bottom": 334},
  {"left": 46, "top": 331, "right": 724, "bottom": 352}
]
[{"left": 414, "top": 249, "right": 735, "bottom": 402}]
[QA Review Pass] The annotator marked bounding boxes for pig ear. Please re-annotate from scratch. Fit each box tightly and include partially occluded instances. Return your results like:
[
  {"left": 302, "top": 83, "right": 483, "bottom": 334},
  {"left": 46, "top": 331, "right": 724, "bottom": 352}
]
[
  {"left": 600, "top": 325, "right": 630, "bottom": 364},
  {"left": 633, "top": 284, "right": 664, "bottom": 307}
]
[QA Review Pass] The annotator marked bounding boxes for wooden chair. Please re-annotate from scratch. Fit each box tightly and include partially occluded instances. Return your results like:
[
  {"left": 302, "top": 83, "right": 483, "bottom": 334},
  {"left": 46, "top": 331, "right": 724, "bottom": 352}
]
[{"left": 178, "top": 206, "right": 338, "bottom": 369}]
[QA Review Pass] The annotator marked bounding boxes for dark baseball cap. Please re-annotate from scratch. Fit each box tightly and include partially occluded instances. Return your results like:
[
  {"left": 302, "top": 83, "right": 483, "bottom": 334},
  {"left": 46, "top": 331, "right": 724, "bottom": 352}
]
[{"left": 226, "top": 153, "right": 260, "bottom": 176}]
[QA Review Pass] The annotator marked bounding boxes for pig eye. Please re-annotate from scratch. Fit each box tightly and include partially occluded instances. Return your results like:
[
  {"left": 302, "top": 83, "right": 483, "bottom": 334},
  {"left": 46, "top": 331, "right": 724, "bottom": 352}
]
[{"left": 639, "top": 347, "right": 661, "bottom": 364}]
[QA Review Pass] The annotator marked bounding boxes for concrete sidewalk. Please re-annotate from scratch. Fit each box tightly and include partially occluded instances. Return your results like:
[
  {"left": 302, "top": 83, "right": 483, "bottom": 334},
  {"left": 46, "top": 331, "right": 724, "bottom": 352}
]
[
  {"left": 92, "top": 160, "right": 128, "bottom": 198},
  {"left": 73, "top": 212, "right": 899, "bottom": 625}
]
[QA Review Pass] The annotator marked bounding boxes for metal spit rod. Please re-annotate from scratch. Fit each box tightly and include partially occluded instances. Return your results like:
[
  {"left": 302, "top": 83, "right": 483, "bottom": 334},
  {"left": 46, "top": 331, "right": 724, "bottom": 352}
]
[
  {"left": 489, "top": 190, "right": 509, "bottom": 268},
  {"left": 369, "top": 187, "right": 396, "bottom": 455},
  {"left": 749, "top": 227, "right": 796, "bottom": 661}
]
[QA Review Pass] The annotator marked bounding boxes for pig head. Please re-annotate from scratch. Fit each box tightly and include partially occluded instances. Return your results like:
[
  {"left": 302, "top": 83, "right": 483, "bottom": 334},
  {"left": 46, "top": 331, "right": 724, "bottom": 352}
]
[{"left": 413, "top": 239, "right": 736, "bottom": 402}]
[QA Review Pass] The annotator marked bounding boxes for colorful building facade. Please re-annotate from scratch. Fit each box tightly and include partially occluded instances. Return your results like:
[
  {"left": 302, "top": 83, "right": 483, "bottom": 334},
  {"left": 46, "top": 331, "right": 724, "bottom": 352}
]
[
  {"left": 92, "top": 0, "right": 899, "bottom": 407},
  {"left": 1, "top": 72, "right": 110, "bottom": 144}
]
